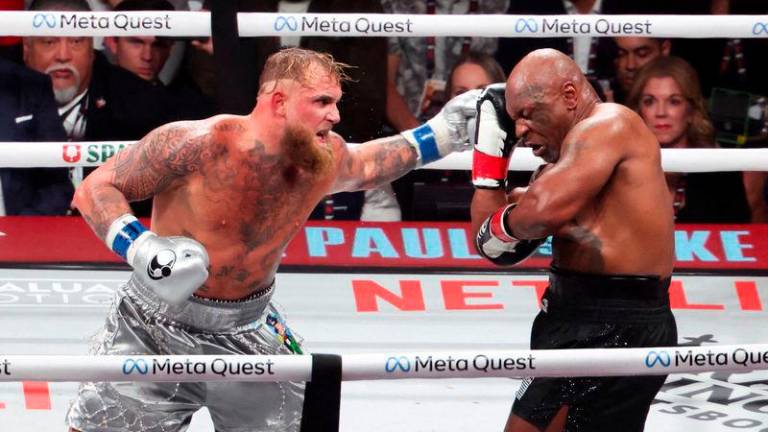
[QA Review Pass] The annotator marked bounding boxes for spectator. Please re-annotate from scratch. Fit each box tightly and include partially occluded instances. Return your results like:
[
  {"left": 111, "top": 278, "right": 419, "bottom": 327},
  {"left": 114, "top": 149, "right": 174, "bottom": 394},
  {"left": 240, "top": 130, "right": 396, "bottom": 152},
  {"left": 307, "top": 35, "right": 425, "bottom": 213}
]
[
  {"left": 103, "top": 0, "right": 175, "bottom": 84},
  {"left": 382, "top": 0, "right": 508, "bottom": 130},
  {"left": 495, "top": 0, "right": 681, "bottom": 101},
  {"left": 23, "top": 0, "right": 191, "bottom": 141},
  {"left": 627, "top": 56, "right": 751, "bottom": 223},
  {"left": 104, "top": 0, "right": 214, "bottom": 125},
  {"left": 382, "top": 0, "right": 508, "bottom": 220},
  {"left": 611, "top": 37, "right": 671, "bottom": 104},
  {"left": 0, "top": 57, "right": 73, "bottom": 215},
  {"left": 445, "top": 51, "right": 505, "bottom": 98},
  {"left": 23, "top": 0, "right": 213, "bottom": 215}
]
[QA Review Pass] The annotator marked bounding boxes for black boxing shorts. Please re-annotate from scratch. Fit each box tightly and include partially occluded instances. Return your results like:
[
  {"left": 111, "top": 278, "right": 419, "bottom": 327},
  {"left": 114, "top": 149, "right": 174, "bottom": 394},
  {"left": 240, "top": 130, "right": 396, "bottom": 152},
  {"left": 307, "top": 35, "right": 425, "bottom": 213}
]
[{"left": 511, "top": 266, "right": 677, "bottom": 432}]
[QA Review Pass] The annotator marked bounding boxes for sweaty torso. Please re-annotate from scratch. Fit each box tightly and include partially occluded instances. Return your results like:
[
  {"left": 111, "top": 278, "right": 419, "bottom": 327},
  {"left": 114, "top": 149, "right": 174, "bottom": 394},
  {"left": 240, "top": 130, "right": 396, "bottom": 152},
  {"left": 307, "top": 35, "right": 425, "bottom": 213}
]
[
  {"left": 550, "top": 105, "right": 675, "bottom": 278},
  {"left": 149, "top": 116, "right": 342, "bottom": 300}
]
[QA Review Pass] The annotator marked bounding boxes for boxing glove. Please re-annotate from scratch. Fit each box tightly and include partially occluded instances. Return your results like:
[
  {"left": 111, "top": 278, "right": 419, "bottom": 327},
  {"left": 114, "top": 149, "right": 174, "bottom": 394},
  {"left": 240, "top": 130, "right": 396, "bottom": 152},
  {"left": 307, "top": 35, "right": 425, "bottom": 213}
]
[
  {"left": 471, "top": 83, "right": 517, "bottom": 190},
  {"left": 475, "top": 204, "right": 545, "bottom": 266},
  {"left": 106, "top": 214, "right": 209, "bottom": 304},
  {"left": 401, "top": 89, "right": 480, "bottom": 166}
]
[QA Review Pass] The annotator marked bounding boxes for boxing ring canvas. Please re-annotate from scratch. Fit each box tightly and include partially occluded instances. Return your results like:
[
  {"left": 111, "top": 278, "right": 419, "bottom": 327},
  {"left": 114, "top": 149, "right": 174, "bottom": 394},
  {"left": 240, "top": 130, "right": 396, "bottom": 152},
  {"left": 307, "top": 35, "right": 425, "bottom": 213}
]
[{"left": 0, "top": 269, "right": 767, "bottom": 431}]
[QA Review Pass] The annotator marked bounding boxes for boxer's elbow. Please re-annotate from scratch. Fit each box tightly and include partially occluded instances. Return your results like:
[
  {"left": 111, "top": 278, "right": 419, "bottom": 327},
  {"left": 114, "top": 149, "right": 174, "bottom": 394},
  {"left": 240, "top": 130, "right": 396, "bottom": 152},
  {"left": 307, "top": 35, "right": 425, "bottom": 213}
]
[
  {"left": 70, "top": 185, "right": 85, "bottom": 212},
  {"left": 71, "top": 176, "right": 96, "bottom": 214},
  {"left": 511, "top": 195, "right": 572, "bottom": 239},
  {"left": 511, "top": 218, "right": 556, "bottom": 240},
  {"left": 71, "top": 170, "right": 111, "bottom": 214}
]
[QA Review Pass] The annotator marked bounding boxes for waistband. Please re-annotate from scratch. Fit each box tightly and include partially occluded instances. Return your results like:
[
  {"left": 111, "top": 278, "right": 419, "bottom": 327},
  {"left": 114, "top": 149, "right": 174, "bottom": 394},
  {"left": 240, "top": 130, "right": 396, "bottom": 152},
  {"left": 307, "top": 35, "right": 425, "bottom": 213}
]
[
  {"left": 123, "top": 275, "right": 275, "bottom": 332},
  {"left": 547, "top": 266, "right": 671, "bottom": 304}
]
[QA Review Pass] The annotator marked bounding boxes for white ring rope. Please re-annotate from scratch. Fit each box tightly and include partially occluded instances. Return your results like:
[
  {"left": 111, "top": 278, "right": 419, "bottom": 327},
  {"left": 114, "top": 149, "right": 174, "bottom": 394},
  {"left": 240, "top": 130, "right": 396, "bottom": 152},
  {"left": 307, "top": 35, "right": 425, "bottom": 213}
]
[
  {"left": 1, "top": 344, "right": 766, "bottom": 382},
  {"left": 1, "top": 141, "right": 766, "bottom": 172},
  {"left": 4, "top": 12, "right": 766, "bottom": 173},
  {"left": 1, "top": 11, "right": 767, "bottom": 38}
]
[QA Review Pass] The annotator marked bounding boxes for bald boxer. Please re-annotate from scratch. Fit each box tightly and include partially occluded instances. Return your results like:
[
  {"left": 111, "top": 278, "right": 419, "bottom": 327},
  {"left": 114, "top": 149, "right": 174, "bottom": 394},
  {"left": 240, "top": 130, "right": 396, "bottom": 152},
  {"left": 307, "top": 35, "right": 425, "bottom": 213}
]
[
  {"left": 67, "top": 47, "right": 478, "bottom": 432},
  {"left": 471, "top": 49, "right": 677, "bottom": 431}
]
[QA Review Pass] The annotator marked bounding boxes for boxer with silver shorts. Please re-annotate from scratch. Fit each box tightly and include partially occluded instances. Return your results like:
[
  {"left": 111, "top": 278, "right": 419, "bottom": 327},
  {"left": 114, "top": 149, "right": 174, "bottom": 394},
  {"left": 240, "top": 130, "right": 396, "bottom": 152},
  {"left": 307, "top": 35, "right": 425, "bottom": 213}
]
[
  {"left": 67, "top": 277, "right": 304, "bottom": 431},
  {"left": 68, "top": 47, "right": 479, "bottom": 431}
]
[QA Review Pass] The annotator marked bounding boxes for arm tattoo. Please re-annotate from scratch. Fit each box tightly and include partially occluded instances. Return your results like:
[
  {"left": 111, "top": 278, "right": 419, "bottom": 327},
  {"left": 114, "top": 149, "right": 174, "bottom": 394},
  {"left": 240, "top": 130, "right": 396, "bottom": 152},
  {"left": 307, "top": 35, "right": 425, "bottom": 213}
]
[
  {"left": 342, "top": 135, "right": 419, "bottom": 191},
  {"left": 80, "top": 123, "right": 215, "bottom": 240},
  {"left": 85, "top": 184, "right": 133, "bottom": 238},
  {"left": 111, "top": 124, "right": 213, "bottom": 201}
]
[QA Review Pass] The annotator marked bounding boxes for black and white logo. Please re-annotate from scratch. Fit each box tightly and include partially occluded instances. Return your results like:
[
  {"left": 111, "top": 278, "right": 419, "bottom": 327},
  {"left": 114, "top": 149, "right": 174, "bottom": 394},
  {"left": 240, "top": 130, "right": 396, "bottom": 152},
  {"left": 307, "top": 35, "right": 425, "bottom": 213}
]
[{"left": 147, "top": 250, "right": 176, "bottom": 280}]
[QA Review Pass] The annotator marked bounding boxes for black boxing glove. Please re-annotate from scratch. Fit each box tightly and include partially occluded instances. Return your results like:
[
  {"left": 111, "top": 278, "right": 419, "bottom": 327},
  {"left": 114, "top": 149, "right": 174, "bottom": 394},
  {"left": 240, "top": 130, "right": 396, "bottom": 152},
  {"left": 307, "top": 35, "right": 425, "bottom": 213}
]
[
  {"left": 475, "top": 204, "right": 545, "bottom": 266},
  {"left": 471, "top": 83, "right": 517, "bottom": 190}
]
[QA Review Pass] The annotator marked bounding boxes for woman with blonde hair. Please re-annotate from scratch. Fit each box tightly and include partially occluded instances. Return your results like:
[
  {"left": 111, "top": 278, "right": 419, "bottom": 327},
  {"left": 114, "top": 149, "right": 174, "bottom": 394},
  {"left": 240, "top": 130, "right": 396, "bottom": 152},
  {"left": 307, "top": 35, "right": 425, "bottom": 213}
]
[{"left": 627, "top": 56, "right": 751, "bottom": 222}]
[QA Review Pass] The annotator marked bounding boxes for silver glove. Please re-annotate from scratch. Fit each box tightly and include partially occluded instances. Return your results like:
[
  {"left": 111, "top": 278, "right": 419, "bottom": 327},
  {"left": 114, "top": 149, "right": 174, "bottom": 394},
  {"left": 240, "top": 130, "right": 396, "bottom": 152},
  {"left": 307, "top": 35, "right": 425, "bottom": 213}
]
[{"left": 130, "top": 233, "right": 210, "bottom": 305}]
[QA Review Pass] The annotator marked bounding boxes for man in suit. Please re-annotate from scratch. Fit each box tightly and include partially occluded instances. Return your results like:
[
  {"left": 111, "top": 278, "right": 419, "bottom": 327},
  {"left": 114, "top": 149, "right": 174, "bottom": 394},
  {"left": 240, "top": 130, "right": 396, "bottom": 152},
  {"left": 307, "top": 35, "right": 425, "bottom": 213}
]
[
  {"left": 0, "top": 57, "right": 73, "bottom": 215},
  {"left": 23, "top": 0, "right": 214, "bottom": 215}
]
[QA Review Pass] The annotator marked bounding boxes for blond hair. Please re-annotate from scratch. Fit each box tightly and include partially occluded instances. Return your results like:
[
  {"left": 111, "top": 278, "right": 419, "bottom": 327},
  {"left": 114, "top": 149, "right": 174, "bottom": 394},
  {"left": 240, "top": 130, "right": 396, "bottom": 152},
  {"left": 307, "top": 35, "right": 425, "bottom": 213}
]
[{"left": 258, "top": 47, "right": 351, "bottom": 94}]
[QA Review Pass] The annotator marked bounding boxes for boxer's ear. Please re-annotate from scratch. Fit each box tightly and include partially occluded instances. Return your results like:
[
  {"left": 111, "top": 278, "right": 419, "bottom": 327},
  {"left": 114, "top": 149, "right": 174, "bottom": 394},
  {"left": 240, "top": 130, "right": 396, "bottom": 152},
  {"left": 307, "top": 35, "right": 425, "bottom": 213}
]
[
  {"left": 271, "top": 90, "right": 287, "bottom": 117},
  {"left": 562, "top": 82, "right": 577, "bottom": 110}
]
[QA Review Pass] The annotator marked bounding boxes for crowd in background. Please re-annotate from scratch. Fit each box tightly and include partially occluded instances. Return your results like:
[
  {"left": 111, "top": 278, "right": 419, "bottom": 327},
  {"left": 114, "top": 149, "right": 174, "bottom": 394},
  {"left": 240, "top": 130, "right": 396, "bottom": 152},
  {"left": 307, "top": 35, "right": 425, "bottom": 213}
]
[{"left": 1, "top": 0, "right": 767, "bottom": 223}]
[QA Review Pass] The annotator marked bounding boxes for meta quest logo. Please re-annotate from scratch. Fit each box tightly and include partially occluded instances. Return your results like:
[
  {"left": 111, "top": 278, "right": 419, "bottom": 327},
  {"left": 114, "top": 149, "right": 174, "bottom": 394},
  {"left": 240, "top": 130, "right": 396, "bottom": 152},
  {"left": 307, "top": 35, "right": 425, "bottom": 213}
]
[{"left": 645, "top": 347, "right": 768, "bottom": 370}]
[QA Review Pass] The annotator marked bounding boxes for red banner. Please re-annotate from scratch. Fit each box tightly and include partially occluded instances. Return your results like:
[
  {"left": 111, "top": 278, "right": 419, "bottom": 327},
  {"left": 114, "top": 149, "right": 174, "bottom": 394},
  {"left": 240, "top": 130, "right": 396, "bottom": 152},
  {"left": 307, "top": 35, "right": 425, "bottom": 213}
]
[{"left": 1, "top": 217, "right": 767, "bottom": 271}]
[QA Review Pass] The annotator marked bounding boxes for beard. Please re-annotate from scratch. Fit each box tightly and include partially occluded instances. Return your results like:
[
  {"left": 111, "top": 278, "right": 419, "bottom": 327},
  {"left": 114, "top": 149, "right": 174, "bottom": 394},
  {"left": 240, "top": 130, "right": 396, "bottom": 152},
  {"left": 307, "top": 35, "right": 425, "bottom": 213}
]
[
  {"left": 45, "top": 64, "right": 81, "bottom": 105},
  {"left": 53, "top": 86, "right": 78, "bottom": 105},
  {"left": 280, "top": 123, "right": 333, "bottom": 176}
]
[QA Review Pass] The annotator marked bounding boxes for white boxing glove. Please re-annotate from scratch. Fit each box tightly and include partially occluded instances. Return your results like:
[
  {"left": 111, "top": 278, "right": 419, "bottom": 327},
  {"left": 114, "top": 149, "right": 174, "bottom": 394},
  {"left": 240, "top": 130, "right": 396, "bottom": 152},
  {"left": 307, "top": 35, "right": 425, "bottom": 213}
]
[
  {"left": 106, "top": 214, "right": 209, "bottom": 304},
  {"left": 401, "top": 89, "right": 481, "bottom": 166}
]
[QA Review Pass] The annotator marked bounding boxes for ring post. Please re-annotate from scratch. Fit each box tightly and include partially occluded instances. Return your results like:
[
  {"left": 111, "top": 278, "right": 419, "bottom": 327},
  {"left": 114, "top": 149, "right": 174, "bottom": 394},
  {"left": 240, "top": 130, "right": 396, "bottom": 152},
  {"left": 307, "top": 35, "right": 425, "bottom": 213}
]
[{"left": 300, "top": 354, "right": 343, "bottom": 432}]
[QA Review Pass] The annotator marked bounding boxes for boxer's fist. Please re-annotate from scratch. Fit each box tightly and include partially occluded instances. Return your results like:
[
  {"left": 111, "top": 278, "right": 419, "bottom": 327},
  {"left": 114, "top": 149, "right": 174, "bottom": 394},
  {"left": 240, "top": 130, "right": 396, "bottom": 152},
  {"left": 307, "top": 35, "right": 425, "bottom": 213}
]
[
  {"left": 106, "top": 214, "right": 209, "bottom": 304},
  {"left": 472, "top": 84, "right": 517, "bottom": 190},
  {"left": 130, "top": 234, "right": 209, "bottom": 304},
  {"left": 475, "top": 204, "right": 545, "bottom": 266},
  {"left": 402, "top": 89, "right": 480, "bottom": 166}
]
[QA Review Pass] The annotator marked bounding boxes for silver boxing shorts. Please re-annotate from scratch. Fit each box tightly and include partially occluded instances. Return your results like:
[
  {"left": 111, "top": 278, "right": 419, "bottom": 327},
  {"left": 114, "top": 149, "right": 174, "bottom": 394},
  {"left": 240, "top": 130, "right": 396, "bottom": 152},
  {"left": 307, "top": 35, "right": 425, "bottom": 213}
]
[{"left": 66, "top": 275, "right": 305, "bottom": 432}]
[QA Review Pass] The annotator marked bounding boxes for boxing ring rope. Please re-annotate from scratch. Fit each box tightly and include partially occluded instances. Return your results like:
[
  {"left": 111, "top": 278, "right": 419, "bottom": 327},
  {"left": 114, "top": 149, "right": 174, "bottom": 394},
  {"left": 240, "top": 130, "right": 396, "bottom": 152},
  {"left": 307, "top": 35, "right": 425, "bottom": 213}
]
[
  {"left": 2, "top": 11, "right": 768, "bottom": 38},
  {"left": 1, "top": 344, "right": 767, "bottom": 382},
  {"left": 1, "top": 141, "right": 767, "bottom": 172},
  {"left": 2, "top": 11, "right": 766, "bottom": 172}
]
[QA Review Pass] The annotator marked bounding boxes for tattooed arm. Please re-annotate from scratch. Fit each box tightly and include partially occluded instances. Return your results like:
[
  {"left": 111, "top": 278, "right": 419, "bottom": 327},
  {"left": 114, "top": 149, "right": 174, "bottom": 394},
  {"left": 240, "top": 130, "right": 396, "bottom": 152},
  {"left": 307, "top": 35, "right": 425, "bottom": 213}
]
[
  {"left": 331, "top": 134, "right": 419, "bottom": 193},
  {"left": 333, "top": 89, "right": 479, "bottom": 192},
  {"left": 72, "top": 121, "right": 211, "bottom": 239}
]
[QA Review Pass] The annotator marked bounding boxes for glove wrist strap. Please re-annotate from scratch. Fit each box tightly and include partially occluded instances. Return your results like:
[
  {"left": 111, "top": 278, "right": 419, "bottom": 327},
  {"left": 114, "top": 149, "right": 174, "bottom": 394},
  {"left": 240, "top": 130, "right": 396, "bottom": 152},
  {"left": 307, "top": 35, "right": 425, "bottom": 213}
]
[
  {"left": 489, "top": 204, "right": 519, "bottom": 243},
  {"left": 105, "top": 214, "right": 152, "bottom": 263},
  {"left": 402, "top": 123, "right": 439, "bottom": 166},
  {"left": 472, "top": 150, "right": 510, "bottom": 189},
  {"left": 402, "top": 115, "right": 451, "bottom": 166}
]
